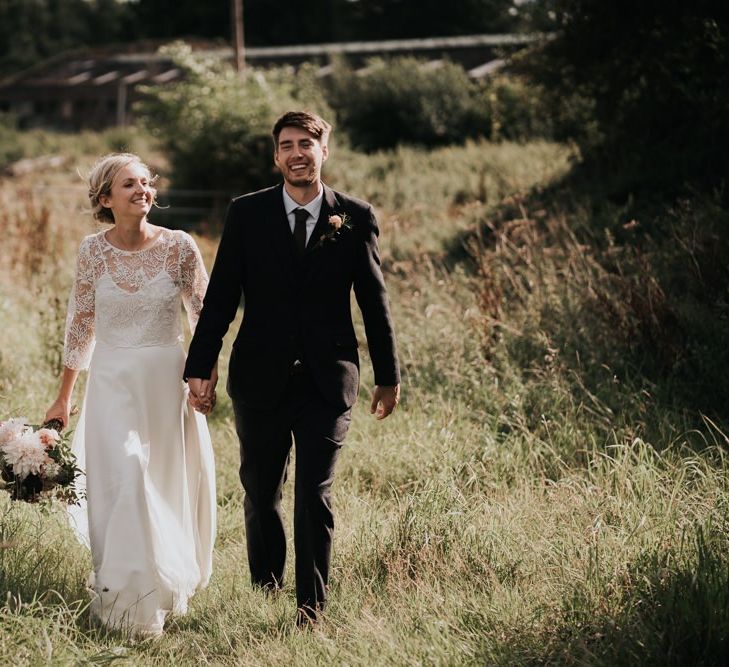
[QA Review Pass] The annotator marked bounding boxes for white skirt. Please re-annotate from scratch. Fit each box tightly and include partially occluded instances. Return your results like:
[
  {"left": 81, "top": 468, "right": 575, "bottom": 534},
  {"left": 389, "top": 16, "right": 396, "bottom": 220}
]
[{"left": 68, "top": 341, "right": 216, "bottom": 637}]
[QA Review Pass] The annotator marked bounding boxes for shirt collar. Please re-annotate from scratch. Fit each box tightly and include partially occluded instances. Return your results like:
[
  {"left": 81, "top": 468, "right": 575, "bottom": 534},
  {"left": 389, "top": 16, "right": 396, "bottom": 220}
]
[{"left": 282, "top": 184, "right": 324, "bottom": 220}]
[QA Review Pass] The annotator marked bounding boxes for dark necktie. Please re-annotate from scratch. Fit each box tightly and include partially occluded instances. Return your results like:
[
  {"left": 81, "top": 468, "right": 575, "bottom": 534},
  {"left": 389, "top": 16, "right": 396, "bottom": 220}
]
[{"left": 293, "top": 207, "right": 308, "bottom": 255}]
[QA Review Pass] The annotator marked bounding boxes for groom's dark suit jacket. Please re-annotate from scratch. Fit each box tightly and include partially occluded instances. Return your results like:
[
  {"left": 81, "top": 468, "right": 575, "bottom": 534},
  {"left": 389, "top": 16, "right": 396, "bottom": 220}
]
[{"left": 184, "top": 183, "right": 400, "bottom": 410}]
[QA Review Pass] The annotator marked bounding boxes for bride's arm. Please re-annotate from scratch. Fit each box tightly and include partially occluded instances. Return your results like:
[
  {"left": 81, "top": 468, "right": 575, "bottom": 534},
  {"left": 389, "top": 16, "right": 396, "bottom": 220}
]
[
  {"left": 45, "top": 237, "right": 96, "bottom": 428},
  {"left": 179, "top": 233, "right": 218, "bottom": 410},
  {"left": 44, "top": 367, "right": 80, "bottom": 427},
  {"left": 179, "top": 232, "right": 209, "bottom": 335}
]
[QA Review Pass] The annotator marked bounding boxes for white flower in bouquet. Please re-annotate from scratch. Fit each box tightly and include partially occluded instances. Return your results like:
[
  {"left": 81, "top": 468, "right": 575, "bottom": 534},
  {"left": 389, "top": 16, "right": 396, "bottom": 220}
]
[
  {"left": 0, "top": 417, "right": 30, "bottom": 446},
  {"left": 1, "top": 431, "right": 52, "bottom": 479}
]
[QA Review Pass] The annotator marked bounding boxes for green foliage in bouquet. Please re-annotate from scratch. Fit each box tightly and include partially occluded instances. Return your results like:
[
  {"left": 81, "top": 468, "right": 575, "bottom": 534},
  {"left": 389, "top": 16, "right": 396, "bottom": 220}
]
[{"left": 0, "top": 417, "right": 83, "bottom": 504}]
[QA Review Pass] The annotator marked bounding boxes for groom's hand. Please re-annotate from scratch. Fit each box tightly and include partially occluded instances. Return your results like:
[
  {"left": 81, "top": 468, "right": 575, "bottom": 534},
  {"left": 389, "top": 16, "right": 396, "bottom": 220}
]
[
  {"left": 370, "top": 384, "right": 400, "bottom": 420},
  {"left": 188, "top": 383, "right": 216, "bottom": 415},
  {"left": 188, "top": 365, "right": 219, "bottom": 414}
]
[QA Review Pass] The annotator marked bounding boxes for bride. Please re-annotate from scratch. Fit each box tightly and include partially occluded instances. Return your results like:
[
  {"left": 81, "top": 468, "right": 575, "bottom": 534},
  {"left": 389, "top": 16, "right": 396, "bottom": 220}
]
[{"left": 45, "top": 153, "right": 217, "bottom": 638}]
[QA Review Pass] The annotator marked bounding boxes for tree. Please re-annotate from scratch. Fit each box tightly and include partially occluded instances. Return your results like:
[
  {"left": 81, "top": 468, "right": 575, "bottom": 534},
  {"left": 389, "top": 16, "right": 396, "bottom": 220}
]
[
  {"left": 0, "top": 0, "right": 134, "bottom": 75},
  {"left": 528, "top": 0, "right": 729, "bottom": 194},
  {"left": 334, "top": 0, "right": 517, "bottom": 40},
  {"left": 124, "top": 0, "right": 229, "bottom": 40},
  {"left": 0, "top": 0, "right": 532, "bottom": 76}
]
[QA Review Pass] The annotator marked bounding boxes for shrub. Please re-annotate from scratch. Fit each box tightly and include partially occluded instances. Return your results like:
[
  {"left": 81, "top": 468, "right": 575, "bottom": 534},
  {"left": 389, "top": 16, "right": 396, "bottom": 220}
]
[
  {"left": 479, "top": 74, "right": 557, "bottom": 142},
  {"left": 136, "top": 42, "right": 332, "bottom": 210},
  {"left": 328, "top": 57, "right": 490, "bottom": 151},
  {"left": 328, "top": 57, "right": 562, "bottom": 151}
]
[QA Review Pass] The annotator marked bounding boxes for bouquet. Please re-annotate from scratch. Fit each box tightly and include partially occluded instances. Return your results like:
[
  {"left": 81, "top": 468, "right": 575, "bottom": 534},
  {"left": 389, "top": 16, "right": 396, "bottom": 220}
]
[{"left": 0, "top": 417, "right": 83, "bottom": 504}]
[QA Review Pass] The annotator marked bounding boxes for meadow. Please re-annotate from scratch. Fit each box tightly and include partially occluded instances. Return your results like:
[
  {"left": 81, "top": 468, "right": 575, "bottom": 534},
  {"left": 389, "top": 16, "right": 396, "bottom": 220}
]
[{"left": 1, "top": 133, "right": 728, "bottom": 665}]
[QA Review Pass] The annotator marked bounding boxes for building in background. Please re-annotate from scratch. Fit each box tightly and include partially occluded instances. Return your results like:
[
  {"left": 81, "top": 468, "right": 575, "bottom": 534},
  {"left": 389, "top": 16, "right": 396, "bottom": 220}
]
[{"left": 0, "top": 34, "right": 535, "bottom": 130}]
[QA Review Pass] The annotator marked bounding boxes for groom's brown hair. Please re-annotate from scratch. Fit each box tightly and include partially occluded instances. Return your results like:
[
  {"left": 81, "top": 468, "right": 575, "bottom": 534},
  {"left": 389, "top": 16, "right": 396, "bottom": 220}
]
[{"left": 272, "top": 111, "right": 331, "bottom": 150}]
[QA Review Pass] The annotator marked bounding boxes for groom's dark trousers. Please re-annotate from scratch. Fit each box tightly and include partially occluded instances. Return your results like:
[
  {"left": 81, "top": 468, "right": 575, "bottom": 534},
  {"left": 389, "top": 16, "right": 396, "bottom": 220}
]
[
  {"left": 184, "top": 183, "right": 399, "bottom": 618},
  {"left": 234, "top": 367, "right": 351, "bottom": 613}
]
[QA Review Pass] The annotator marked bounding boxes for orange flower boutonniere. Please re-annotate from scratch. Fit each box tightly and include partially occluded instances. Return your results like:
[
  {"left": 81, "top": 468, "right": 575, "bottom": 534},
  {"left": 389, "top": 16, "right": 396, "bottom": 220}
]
[{"left": 313, "top": 213, "right": 353, "bottom": 250}]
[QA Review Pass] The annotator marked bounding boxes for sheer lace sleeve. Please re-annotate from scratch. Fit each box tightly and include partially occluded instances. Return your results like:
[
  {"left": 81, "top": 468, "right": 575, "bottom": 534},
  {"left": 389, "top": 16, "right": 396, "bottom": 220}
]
[
  {"left": 178, "top": 232, "right": 209, "bottom": 333},
  {"left": 63, "top": 237, "right": 97, "bottom": 370}
]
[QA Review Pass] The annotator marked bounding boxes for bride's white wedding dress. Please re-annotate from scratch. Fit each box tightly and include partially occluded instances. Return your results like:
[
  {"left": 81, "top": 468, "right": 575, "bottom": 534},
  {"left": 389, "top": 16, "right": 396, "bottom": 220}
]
[{"left": 63, "top": 228, "right": 216, "bottom": 637}]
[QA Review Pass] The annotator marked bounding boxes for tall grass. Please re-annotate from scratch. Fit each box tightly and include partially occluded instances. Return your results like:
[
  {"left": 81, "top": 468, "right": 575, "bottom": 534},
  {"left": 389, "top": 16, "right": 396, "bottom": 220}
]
[{"left": 0, "top": 137, "right": 727, "bottom": 665}]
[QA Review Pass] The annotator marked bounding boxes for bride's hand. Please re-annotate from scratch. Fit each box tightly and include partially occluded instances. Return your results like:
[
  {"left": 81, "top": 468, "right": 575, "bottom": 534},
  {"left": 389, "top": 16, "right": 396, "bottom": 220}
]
[
  {"left": 188, "top": 391, "right": 216, "bottom": 415},
  {"left": 188, "top": 365, "right": 218, "bottom": 415},
  {"left": 44, "top": 397, "right": 71, "bottom": 429},
  {"left": 187, "top": 389, "right": 207, "bottom": 412}
]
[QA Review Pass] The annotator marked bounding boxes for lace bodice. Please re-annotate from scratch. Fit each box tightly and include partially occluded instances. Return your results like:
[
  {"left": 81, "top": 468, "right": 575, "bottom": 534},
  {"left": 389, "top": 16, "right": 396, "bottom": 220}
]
[{"left": 64, "top": 229, "right": 209, "bottom": 370}]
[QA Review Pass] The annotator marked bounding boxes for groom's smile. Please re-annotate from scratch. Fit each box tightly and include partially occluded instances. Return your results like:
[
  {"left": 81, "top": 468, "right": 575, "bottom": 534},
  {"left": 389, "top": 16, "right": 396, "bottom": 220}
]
[{"left": 289, "top": 161, "right": 310, "bottom": 176}]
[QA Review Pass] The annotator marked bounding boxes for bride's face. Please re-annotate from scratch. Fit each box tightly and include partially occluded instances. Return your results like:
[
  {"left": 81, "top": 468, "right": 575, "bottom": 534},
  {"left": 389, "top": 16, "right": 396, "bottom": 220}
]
[{"left": 100, "top": 162, "right": 155, "bottom": 222}]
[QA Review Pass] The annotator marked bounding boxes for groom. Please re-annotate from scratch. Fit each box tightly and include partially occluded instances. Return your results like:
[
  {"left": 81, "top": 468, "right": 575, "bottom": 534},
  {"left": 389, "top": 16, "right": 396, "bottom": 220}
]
[{"left": 184, "top": 111, "right": 400, "bottom": 625}]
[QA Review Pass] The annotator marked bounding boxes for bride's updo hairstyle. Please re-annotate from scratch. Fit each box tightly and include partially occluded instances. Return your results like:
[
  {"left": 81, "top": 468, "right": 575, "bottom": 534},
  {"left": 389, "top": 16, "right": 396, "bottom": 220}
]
[{"left": 87, "top": 153, "right": 158, "bottom": 224}]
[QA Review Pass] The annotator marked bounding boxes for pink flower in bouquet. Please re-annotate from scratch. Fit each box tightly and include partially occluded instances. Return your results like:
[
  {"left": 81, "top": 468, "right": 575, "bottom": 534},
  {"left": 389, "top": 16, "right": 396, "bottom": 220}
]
[
  {"left": 328, "top": 214, "right": 344, "bottom": 230},
  {"left": 36, "top": 428, "right": 60, "bottom": 449},
  {"left": 0, "top": 418, "right": 29, "bottom": 446}
]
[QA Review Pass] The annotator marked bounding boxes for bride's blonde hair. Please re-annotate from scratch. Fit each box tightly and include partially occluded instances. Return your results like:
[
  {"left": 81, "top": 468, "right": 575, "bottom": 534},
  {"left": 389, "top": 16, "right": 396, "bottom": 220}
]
[{"left": 87, "top": 153, "right": 158, "bottom": 224}]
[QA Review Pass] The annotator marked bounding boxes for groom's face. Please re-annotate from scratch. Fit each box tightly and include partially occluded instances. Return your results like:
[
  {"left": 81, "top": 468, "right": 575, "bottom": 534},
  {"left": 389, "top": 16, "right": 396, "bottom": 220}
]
[{"left": 274, "top": 126, "right": 329, "bottom": 188}]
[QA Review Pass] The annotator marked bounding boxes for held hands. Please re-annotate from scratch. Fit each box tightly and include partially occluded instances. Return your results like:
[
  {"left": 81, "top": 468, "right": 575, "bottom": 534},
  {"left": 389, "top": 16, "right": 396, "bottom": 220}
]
[
  {"left": 187, "top": 365, "right": 219, "bottom": 416},
  {"left": 370, "top": 384, "right": 400, "bottom": 420}
]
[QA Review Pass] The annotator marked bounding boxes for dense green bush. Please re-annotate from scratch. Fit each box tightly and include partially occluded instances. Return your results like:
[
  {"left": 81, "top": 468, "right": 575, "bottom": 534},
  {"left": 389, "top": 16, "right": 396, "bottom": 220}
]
[
  {"left": 480, "top": 74, "right": 561, "bottom": 142},
  {"left": 136, "top": 42, "right": 332, "bottom": 207},
  {"left": 328, "top": 57, "right": 490, "bottom": 151},
  {"left": 328, "top": 57, "right": 560, "bottom": 151}
]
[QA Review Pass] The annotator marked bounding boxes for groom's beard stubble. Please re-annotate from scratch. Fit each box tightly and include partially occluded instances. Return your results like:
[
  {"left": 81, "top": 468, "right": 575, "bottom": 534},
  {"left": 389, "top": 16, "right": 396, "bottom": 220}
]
[
  {"left": 282, "top": 161, "right": 319, "bottom": 188},
  {"left": 287, "top": 176, "right": 314, "bottom": 188}
]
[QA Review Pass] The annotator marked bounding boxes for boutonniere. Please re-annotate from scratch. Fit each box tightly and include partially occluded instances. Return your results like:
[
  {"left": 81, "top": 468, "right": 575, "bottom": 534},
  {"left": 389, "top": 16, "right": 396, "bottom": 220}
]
[{"left": 312, "top": 213, "right": 353, "bottom": 250}]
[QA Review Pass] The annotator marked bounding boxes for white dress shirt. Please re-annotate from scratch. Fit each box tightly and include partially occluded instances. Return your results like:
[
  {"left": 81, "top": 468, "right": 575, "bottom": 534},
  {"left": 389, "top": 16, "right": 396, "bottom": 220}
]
[{"left": 282, "top": 185, "right": 323, "bottom": 245}]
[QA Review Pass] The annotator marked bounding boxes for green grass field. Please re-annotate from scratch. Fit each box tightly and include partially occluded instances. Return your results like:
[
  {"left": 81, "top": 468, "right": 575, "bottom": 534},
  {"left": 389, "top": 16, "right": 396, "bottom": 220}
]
[{"left": 1, "top": 136, "right": 728, "bottom": 665}]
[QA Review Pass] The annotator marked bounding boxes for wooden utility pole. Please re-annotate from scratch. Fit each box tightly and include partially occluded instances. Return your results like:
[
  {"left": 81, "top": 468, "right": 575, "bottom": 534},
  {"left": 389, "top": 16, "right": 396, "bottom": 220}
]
[{"left": 232, "top": 0, "right": 246, "bottom": 73}]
